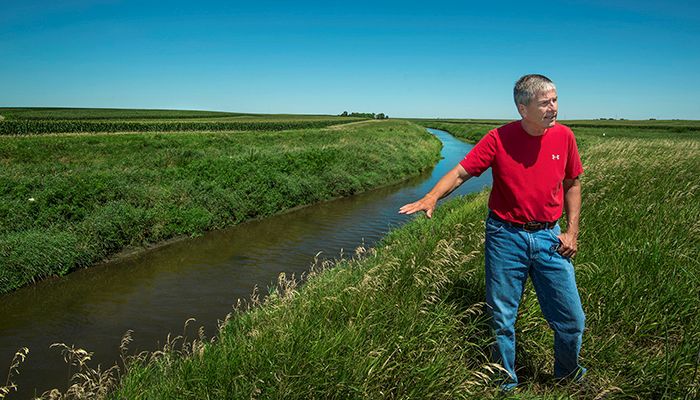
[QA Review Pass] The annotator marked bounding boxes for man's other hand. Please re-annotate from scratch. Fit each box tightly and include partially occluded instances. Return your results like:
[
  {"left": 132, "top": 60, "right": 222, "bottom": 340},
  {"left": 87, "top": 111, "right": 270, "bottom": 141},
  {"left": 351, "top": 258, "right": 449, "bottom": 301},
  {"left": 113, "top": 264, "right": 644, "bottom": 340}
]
[
  {"left": 398, "top": 195, "right": 438, "bottom": 218},
  {"left": 557, "top": 231, "right": 578, "bottom": 258}
]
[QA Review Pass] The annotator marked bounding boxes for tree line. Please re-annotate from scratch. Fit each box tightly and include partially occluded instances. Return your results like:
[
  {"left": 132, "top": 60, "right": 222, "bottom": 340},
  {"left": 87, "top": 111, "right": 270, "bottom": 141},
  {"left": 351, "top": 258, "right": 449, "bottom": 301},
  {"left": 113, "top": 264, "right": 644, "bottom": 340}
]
[{"left": 339, "top": 111, "right": 388, "bottom": 120}]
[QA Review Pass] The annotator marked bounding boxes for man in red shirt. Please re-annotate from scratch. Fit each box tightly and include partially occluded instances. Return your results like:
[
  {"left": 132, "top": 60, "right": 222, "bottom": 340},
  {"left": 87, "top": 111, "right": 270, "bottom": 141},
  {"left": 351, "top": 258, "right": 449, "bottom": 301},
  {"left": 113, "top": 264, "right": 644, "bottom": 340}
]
[{"left": 399, "top": 74, "right": 586, "bottom": 390}]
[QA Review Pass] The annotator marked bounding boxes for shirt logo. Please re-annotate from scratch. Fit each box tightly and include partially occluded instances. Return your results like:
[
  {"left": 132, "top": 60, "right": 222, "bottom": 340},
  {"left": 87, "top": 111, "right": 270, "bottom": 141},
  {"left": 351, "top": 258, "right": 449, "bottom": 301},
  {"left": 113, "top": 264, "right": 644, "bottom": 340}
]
[{"left": 552, "top": 154, "right": 560, "bottom": 160}]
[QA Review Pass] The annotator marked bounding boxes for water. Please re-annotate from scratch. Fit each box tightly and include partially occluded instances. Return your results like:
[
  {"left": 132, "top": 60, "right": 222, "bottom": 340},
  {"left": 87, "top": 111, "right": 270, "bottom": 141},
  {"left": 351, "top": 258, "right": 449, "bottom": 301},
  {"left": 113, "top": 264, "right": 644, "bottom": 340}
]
[{"left": 0, "top": 129, "right": 491, "bottom": 397}]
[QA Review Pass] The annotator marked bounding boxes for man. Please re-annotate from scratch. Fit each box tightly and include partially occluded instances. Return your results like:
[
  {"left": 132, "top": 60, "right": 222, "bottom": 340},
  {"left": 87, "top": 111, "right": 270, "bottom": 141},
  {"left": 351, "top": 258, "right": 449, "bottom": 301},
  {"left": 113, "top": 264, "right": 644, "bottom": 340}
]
[{"left": 399, "top": 74, "right": 586, "bottom": 390}]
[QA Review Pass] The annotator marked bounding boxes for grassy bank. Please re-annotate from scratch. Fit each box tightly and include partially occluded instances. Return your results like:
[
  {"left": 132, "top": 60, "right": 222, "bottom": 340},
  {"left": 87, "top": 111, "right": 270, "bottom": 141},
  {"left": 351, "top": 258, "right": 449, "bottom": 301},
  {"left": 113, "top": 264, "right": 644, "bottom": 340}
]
[
  {"left": 106, "top": 122, "right": 699, "bottom": 399},
  {"left": 0, "top": 119, "right": 440, "bottom": 294}
]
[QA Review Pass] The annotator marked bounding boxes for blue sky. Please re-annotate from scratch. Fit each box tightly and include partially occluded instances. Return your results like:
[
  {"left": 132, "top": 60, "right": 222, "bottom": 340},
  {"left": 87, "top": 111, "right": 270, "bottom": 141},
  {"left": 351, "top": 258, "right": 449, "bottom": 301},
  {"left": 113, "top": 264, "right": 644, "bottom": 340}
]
[{"left": 1, "top": 0, "right": 699, "bottom": 119}]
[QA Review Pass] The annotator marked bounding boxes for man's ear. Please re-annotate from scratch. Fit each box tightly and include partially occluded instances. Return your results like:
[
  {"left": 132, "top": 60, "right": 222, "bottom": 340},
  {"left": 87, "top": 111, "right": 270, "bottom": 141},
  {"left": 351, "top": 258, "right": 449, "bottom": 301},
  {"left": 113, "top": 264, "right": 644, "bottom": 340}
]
[{"left": 517, "top": 103, "right": 527, "bottom": 118}]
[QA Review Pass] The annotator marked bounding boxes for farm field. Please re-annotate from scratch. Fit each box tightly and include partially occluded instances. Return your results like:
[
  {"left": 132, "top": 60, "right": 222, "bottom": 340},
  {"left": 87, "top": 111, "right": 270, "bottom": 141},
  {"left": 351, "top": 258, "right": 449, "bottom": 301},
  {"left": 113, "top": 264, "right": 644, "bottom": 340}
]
[
  {"left": 110, "top": 120, "right": 699, "bottom": 399},
  {"left": 0, "top": 107, "right": 351, "bottom": 121},
  {"left": 0, "top": 108, "right": 363, "bottom": 135},
  {"left": 0, "top": 112, "right": 440, "bottom": 294}
]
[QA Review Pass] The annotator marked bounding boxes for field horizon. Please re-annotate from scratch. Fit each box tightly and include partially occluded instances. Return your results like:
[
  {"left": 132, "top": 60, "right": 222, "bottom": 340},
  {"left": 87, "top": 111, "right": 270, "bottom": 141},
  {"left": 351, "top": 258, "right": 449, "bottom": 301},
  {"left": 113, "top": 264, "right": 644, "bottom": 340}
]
[{"left": 3, "top": 106, "right": 699, "bottom": 123}]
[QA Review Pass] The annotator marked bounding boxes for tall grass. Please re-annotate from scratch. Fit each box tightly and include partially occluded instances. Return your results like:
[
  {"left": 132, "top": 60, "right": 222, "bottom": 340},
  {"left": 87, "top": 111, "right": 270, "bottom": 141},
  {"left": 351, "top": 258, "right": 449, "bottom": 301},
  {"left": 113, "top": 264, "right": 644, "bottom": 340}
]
[
  {"left": 566, "top": 138, "right": 699, "bottom": 398},
  {"left": 108, "top": 123, "right": 699, "bottom": 399},
  {"left": 0, "top": 120, "right": 440, "bottom": 294},
  {"left": 112, "top": 192, "right": 502, "bottom": 399}
]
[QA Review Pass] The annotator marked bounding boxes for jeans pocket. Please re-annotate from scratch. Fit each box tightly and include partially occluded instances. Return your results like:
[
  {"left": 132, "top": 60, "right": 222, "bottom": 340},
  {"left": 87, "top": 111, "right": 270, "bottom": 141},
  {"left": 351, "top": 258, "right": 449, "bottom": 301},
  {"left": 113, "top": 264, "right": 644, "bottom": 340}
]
[
  {"left": 485, "top": 218, "right": 505, "bottom": 235},
  {"left": 547, "top": 226, "right": 562, "bottom": 253}
]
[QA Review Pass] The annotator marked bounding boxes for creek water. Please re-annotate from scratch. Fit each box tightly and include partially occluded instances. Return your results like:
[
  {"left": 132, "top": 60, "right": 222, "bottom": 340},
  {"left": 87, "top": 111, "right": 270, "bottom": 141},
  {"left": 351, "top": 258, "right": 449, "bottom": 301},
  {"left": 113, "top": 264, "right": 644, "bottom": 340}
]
[{"left": 0, "top": 129, "right": 491, "bottom": 397}]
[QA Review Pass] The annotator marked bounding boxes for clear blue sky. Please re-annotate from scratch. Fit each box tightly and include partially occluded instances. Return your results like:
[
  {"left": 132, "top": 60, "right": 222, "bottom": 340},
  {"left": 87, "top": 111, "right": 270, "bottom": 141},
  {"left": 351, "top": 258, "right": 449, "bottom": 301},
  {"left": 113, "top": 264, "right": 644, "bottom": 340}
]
[{"left": 2, "top": 0, "right": 699, "bottom": 119}]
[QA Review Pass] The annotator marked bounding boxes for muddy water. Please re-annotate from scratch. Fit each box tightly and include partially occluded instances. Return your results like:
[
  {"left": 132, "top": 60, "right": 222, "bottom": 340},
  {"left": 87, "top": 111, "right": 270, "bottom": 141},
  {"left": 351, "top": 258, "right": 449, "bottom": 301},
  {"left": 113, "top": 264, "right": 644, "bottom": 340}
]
[{"left": 0, "top": 129, "right": 491, "bottom": 397}]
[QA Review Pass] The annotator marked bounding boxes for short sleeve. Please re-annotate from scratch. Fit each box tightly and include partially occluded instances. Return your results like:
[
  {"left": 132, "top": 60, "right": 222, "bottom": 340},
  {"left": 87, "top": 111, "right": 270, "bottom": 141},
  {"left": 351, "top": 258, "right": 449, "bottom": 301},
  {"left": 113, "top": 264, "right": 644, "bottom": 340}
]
[
  {"left": 459, "top": 130, "right": 498, "bottom": 177},
  {"left": 565, "top": 131, "right": 584, "bottom": 179}
]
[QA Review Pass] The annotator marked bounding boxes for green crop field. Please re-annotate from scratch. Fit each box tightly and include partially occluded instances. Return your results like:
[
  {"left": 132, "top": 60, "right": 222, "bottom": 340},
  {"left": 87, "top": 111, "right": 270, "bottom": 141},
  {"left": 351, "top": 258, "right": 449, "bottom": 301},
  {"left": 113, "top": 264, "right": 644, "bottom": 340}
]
[
  {"left": 0, "top": 108, "right": 246, "bottom": 120},
  {"left": 104, "top": 120, "right": 698, "bottom": 399},
  {"left": 0, "top": 117, "right": 440, "bottom": 295},
  {"left": 0, "top": 107, "right": 363, "bottom": 135},
  {"left": 0, "top": 107, "right": 345, "bottom": 120}
]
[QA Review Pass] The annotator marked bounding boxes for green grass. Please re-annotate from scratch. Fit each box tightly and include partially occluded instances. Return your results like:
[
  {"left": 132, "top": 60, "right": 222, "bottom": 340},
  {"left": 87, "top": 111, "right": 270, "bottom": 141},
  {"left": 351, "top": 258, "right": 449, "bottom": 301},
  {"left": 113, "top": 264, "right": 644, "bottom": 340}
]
[
  {"left": 109, "top": 121, "right": 699, "bottom": 399},
  {"left": 112, "top": 191, "right": 499, "bottom": 399},
  {"left": 0, "top": 119, "right": 440, "bottom": 294}
]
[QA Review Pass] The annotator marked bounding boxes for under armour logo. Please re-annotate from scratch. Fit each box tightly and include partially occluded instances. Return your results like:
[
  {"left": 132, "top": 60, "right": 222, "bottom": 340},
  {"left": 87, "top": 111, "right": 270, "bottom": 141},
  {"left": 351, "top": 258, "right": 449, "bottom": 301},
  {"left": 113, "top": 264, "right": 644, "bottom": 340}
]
[{"left": 552, "top": 154, "right": 560, "bottom": 160}]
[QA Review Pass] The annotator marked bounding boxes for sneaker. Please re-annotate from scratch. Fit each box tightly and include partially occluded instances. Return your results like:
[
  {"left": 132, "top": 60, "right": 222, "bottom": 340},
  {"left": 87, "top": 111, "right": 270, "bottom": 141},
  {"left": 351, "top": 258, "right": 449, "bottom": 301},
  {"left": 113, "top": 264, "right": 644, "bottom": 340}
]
[
  {"left": 555, "top": 366, "right": 587, "bottom": 384},
  {"left": 499, "top": 382, "right": 518, "bottom": 392},
  {"left": 555, "top": 368, "right": 596, "bottom": 396}
]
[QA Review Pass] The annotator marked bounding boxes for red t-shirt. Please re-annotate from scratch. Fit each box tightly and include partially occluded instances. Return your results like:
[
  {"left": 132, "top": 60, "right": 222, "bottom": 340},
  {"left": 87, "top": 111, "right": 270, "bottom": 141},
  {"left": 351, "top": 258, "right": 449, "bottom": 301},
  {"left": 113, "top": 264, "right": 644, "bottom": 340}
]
[{"left": 459, "top": 121, "right": 583, "bottom": 224}]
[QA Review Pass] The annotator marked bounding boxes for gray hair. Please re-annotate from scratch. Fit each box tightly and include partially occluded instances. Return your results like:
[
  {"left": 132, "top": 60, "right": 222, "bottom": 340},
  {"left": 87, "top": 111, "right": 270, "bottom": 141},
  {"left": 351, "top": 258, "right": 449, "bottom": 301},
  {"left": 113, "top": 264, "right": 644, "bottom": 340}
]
[{"left": 513, "top": 74, "right": 556, "bottom": 106}]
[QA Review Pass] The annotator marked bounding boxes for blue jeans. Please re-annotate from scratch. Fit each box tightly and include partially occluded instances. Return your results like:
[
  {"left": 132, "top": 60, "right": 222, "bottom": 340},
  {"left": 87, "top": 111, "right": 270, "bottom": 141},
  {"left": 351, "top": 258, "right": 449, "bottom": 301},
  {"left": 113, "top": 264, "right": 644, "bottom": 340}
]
[{"left": 484, "top": 215, "right": 586, "bottom": 389}]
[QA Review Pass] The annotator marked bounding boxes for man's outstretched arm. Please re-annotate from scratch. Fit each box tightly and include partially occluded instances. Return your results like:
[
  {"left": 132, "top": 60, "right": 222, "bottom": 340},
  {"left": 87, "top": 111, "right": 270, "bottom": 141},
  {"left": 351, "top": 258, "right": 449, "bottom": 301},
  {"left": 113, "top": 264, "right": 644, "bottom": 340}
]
[
  {"left": 558, "top": 177, "right": 581, "bottom": 257},
  {"left": 398, "top": 164, "right": 471, "bottom": 218}
]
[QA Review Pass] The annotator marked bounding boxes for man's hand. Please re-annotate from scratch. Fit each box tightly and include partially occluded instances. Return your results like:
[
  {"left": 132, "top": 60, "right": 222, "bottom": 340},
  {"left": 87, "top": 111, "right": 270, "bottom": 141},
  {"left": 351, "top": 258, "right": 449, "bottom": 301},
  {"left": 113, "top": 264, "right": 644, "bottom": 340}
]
[
  {"left": 557, "top": 231, "right": 578, "bottom": 258},
  {"left": 560, "top": 177, "right": 581, "bottom": 258},
  {"left": 398, "top": 165, "right": 471, "bottom": 219},
  {"left": 399, "top": 194, "right": 438, "bottom": 218}
]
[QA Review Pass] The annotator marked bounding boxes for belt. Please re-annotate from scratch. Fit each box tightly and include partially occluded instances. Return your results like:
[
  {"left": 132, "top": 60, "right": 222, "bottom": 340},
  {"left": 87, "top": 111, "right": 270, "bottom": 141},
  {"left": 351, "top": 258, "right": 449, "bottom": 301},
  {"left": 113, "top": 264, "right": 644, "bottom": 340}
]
[{"left": 488, "top": 211, "right": 557, "bottom": 232}]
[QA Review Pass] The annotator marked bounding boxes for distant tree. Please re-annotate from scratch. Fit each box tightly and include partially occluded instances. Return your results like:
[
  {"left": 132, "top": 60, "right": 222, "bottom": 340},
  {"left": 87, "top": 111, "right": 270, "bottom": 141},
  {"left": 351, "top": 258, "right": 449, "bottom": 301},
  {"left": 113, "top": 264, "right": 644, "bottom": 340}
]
[
  {"left": 649, "top": 118, "right": 656, "bottom": 120},
  {"left": 340, "top": 112, "right": 389, "bottom": 119}
]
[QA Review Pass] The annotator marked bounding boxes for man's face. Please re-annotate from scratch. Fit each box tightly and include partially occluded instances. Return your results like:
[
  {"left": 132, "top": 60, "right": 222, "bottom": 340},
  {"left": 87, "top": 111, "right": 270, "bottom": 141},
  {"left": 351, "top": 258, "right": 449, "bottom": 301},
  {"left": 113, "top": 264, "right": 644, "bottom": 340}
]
[{"left": 518, "top": 89, "right": 558, "bottom": 129}]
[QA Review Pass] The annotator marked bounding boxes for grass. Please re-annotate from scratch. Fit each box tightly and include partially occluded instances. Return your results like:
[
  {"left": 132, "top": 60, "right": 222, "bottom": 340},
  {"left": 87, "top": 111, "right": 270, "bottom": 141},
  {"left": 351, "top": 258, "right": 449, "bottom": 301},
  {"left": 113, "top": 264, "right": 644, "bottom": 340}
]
[
  {"left": 101, "top": 121, "right": 699, "bottom": 399},
  {"left": 110, "top": 192, "right": 500, "bottom": 399},
  {"left": 0, "top": 119, "right": 441, "bottom": 294}
]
